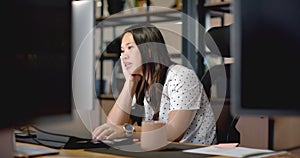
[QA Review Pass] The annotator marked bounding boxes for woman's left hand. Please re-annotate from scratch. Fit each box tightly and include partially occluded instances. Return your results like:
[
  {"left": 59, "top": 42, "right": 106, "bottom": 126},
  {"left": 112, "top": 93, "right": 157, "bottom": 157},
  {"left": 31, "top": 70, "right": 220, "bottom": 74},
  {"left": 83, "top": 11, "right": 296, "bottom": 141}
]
[{"left": 92, "top": 123, "right": 125, "bottom": 140}]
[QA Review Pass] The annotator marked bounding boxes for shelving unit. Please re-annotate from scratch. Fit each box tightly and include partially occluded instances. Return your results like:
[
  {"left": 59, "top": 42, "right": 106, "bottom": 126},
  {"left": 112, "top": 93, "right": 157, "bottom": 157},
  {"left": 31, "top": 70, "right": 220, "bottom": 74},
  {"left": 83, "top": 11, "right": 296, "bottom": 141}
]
[
  {"left": 95, "top": 6, "right": 183, "bottom": 101},
  {"left": 94, "top": 1, "right": 185, "bottom": 124},
  {"left": 179, "top": 0, "right": 232, "bottom": 80},
  {"left": 197, "top": 0, "right": 232, "bottom": 73},
  {"left": 199, "top": 0, "right": 232, "bottom": 27},
  {"left": 95, "top": 1, "right": 232, "bottom": 101},
  {"left": 204, "top": 1, "right": 231, "bottom": 13},
  {"left": 93, "top": 0, "right": 233, "bottom": 124},
  {"left": 97, "top": 51, "right": 120, "bottom": 100},
  {"left": 96, "top": 8, "right": 182, "bottom": 27}
]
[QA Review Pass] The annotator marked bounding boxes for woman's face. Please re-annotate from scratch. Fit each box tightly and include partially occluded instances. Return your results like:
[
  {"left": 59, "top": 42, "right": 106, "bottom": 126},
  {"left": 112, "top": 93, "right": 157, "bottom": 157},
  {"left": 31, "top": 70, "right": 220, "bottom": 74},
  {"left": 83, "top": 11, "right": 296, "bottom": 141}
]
[{"left": 121, "top": 32, "right": 143, "bottom": 76}]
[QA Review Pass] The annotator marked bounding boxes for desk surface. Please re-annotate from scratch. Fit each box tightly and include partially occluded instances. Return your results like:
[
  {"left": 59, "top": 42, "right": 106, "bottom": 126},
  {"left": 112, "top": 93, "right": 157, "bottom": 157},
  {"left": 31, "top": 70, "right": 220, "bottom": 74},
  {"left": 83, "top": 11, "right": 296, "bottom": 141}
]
[
  {"left": 16, "top": 142, "right": 300, "bottom": 158},
  {"left": 16, "top": 142, "right": 228, "bottom": 158},
  {"left": 16, "top": 142, "right": 128, "bottom": 158}
]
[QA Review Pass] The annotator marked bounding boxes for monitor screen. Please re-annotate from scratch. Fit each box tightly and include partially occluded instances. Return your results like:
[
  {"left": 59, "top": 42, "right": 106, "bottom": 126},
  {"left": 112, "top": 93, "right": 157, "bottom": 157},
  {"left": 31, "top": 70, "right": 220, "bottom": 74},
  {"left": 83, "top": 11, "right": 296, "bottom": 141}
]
[
  {"left": 1, "top": 0, "right": 72, "bottom": 129},
  {"left": 231, "top": 0, "right": 300, "bottom": 116},
  {"left": 32, "top": 0, "right": 100, "bottom": 141}
]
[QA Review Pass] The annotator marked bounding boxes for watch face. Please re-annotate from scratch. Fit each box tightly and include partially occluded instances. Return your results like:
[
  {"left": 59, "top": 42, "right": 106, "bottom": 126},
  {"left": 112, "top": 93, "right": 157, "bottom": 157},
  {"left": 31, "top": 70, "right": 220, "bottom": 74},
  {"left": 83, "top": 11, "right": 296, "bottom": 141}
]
[{"left": 125, "top": 124, "right": 133, "bottom": 131}]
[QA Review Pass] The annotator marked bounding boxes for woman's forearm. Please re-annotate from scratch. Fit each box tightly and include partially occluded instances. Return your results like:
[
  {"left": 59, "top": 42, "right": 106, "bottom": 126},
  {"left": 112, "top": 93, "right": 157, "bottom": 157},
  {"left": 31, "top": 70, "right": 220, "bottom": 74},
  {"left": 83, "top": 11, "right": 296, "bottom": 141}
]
[
  {"left": 165, "top": 110, "right": 196, "bottom": 142},
  {"left": 106, "top": 81, "right": 135, "bottom": 125}
]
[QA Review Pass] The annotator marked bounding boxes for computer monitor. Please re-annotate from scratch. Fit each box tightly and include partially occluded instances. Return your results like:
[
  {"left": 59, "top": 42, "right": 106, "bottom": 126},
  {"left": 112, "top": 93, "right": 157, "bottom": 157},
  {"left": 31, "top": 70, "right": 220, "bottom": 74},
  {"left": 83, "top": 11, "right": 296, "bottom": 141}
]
[
  {"left": 32, "top": 0, "right": 100, "bottom": 141},
  {"left": 1, "top": 0, "right": 72, "bottom": 131},
  {"left": 1, "top": 0, "right": 72, "bottom": 156},
  {"left": 231, "top": 0, "right": 300, "bottom": 116},
  {"left": 1, "top": 0, "right": 100, "bottom": 156}
]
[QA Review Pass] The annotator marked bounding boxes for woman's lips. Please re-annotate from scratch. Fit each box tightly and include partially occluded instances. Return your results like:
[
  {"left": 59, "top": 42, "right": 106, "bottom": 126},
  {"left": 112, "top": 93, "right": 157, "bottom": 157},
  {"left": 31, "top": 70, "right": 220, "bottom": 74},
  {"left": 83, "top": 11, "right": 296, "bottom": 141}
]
[{"left": 124, "top": 62, "right": 132, "bottom": 69}]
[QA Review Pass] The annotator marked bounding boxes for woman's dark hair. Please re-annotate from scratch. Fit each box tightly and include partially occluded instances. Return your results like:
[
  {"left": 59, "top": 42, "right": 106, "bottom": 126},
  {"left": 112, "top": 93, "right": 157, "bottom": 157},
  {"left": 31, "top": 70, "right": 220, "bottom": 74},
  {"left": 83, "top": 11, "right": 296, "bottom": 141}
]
[{"left": 121, "top": 23, "right": 175, "bottom": 125}]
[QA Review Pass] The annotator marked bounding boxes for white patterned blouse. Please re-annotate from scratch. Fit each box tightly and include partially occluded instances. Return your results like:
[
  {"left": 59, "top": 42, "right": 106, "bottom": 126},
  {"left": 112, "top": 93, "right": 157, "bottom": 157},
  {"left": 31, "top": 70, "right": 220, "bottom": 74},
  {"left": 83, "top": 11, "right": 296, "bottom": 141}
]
[{"left": 142, "top": 64, "right": 217, "bottom": 145}]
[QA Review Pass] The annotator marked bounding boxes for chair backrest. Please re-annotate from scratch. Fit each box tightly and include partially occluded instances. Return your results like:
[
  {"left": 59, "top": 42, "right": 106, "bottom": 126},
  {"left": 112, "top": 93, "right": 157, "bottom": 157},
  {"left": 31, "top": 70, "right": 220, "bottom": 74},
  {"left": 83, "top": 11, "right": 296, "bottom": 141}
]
[
  {"left": 203, "top": 24, "right": 231, "bottom": 101},
  {"left": 202, "top": 24, "right": 240, "bottom": 143},
  {"left": 205, "top": 25, "right": 231, "bottom": 58}
]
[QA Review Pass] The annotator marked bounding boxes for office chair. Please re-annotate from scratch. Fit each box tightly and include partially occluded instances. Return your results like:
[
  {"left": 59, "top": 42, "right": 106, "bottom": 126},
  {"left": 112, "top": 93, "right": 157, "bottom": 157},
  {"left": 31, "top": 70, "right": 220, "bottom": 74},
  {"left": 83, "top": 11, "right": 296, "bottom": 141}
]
[{"left": 202, "top": 25, "right": 240, "bottom": 143}]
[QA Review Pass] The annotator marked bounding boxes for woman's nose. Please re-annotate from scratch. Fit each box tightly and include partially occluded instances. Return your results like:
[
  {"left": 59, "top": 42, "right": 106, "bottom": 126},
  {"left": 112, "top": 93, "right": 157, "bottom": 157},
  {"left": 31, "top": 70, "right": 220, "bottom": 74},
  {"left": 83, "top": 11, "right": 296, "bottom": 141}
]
[{"left": 121, "top": 53, "right": 129, "bottom": 60}]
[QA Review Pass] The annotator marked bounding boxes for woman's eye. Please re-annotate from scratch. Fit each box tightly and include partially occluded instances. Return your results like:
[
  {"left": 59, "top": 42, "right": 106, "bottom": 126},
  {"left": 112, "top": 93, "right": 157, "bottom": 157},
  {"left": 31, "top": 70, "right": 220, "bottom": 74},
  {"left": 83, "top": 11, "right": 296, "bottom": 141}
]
[{"left": 128, "top": 46, "right": 133, "bottom": 50}]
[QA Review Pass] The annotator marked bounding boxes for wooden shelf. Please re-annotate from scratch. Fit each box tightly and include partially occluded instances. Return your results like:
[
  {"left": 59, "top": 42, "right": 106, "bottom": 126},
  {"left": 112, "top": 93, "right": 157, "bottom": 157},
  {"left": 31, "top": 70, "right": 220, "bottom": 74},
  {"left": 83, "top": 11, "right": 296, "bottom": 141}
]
[
  {"left": 97, "top": 52, "right": 119, "bottom": 60},
  {"left": 204, "top": 1, "right": 232, "bottom": 13},
  {"left": 204, "top": 1, "right": 231, "bottom": 7},
  {"left": 96, "top": 7, "right": 182, "bottom": 27},
  {"left": 98, "top": 94, "right": 115, "bottom": 100}
]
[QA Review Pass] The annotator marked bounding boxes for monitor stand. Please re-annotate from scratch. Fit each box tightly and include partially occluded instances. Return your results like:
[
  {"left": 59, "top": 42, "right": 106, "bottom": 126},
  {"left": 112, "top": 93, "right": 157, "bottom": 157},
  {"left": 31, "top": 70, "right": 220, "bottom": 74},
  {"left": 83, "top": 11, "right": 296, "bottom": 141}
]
[
  {"left": 0, "top": 128, "right": 59, "bottom": 157},
  {"left": 0, "top": 128, "right": 14, "bottom": 158}
]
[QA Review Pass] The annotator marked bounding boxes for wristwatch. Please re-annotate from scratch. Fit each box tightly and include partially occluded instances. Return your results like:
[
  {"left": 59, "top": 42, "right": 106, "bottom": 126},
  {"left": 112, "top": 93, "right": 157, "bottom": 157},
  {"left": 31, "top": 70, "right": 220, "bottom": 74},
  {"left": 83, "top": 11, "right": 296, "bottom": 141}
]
[{"left": 123, "top": 123, "right": 135, "bottom": 137}]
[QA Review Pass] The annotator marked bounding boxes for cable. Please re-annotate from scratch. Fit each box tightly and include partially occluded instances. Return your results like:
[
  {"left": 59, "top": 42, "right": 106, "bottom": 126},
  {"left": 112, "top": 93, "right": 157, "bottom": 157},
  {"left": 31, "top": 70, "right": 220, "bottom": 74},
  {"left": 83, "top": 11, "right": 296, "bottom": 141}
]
[
  {"left": 29, "top": 125, "right": 73, "bottom": 147},
  {"left": 30, "top": 125, "right": 74, "bottom": 138},
  {"left": 30, "top": 137, "right": 65, "bottom": 149},
  {"left": 29, "top": 125, "right": 104, "bottom": 149},
  {"left": 15, "top": 126, "right": 65, "bottom": 149},
  {"left": 15, "top": 126, "right": 36, "bottom": 139},
  {"left": 226, "top": 115, "right": 239, "bottom": 143}
]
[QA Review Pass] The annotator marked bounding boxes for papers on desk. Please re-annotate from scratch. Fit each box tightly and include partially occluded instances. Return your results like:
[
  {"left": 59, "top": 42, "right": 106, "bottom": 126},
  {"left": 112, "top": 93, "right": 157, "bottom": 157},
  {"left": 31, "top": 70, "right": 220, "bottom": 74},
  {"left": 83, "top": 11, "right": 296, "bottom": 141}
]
[{"left": 183, "top": 145, "right": 276, "bottom": 157}]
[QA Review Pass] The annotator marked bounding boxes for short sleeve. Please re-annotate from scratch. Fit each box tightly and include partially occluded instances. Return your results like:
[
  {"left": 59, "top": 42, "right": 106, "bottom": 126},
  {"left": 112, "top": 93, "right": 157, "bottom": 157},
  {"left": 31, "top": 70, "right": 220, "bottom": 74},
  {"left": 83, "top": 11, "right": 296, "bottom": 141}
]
[{"left": 167, "top": 66, "right": 203, "bottom": 111}]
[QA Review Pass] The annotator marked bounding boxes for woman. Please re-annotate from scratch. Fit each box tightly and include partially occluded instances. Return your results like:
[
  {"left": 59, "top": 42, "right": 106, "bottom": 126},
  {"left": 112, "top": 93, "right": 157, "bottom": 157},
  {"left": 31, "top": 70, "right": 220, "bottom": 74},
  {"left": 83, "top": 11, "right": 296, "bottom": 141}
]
[{"left": 92, "top": 23, "right": 216, "bottom": 145}]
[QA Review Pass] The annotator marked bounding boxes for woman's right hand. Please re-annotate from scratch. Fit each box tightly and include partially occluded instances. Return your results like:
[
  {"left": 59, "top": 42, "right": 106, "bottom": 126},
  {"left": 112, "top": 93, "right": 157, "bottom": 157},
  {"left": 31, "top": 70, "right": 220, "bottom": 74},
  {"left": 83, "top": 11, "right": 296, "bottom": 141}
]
[
  {"left": 120, "top": 57, "right": 142, "bottom": 97},
  {"left": 120, "top": 56, "right": 131, "bottom": 81},
  {"left": 92, "top": 123, "right": 125, "bottom": 140}
]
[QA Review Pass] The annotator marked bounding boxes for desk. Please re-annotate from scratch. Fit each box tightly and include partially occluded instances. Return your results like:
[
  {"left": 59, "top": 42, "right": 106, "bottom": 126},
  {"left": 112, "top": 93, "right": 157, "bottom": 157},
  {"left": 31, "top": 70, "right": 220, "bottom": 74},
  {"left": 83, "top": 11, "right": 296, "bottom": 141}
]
[
  {"left": 16, "top": 142, "right": 128, "bottom": 158},
  {"left": 16, "top": 142, "right": 300, "bottom": 158},
  {"left": 16, "top": 142, "right": 227, "bottom": 158}
]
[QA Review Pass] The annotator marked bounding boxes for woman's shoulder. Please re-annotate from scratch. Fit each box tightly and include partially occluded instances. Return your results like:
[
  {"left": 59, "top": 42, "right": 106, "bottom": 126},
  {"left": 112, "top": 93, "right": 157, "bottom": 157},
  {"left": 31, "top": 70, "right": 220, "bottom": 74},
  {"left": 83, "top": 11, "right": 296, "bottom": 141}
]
[{"left": 168, "top": 64, "right": 197, "bottom": 76}]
